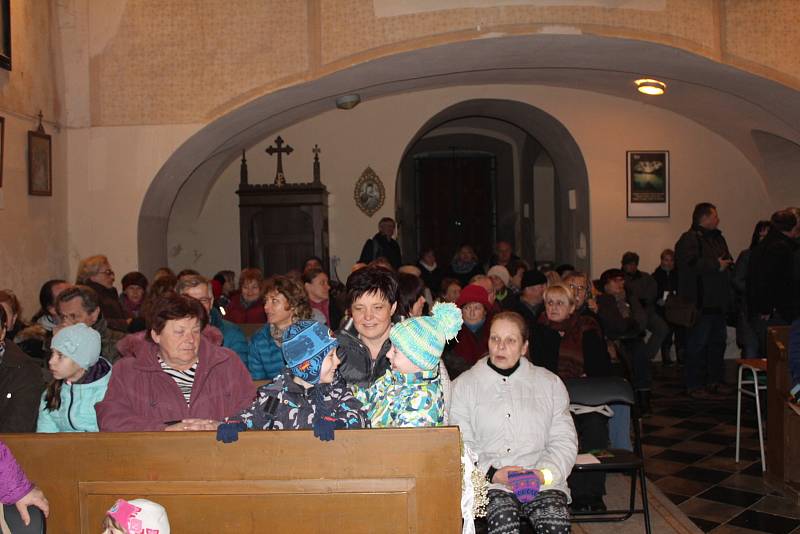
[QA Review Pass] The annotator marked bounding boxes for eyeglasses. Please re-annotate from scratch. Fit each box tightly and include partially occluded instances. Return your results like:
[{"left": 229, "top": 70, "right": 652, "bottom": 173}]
[{"left": 568, "top": 284, "right": 587, "bottom": 295}]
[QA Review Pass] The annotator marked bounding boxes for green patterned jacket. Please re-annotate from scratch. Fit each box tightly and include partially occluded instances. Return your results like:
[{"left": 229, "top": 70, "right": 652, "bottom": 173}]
[{"left": 355, "top": 368, "right": 444, "bottom": 428}]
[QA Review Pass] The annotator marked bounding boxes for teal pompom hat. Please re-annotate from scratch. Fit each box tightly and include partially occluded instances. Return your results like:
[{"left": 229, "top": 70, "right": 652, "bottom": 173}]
[
  {"left": 389, "top": 302, "right": 463, "bottom": 370},
  {"left": 51, "top": 323, "right": 101, "bottom": 370}
]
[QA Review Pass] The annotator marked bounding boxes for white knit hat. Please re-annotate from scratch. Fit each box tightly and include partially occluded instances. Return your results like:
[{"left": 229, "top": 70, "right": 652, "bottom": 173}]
[{"left": 107, "top": 498, "right": 171, "bottom": 534}]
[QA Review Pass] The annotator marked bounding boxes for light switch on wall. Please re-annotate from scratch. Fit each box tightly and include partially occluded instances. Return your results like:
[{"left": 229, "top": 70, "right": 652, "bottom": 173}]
[{"left": 568, "top": 189, "right": 576, "bottom": 210}]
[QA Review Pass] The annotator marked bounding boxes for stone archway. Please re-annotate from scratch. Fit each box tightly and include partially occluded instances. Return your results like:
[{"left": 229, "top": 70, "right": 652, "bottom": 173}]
[
  {"left": 396, "top": 99, "right": 591, "bottom": 272},
  {"left": 138, "top": 33, "right": 800, "bottom": 274}
]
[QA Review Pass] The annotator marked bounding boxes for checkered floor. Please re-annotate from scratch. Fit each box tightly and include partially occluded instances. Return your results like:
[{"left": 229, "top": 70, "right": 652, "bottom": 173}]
[{"left": 642, "top": 362, "right": 800, "bottom": 533}]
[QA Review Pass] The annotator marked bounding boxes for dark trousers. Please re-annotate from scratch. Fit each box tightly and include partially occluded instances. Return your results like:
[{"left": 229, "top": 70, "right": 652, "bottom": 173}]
[
  {"left": 642, "top": 308, "right": 669, "bottom": 362},
  {"left": 660, "top": 314, "right": 686, "bottom": 362},
  {"left": 685, "top": 313, "right": 727, "bottom": 390},
  {"left": 568, "top": 412, "right": 608, "bottom": 505},
  {"left": 618, "top": 338, "right": 652, "bottom": 390},
  {"left": 485, "top": 489, "right": 571, "bottom": 534}
]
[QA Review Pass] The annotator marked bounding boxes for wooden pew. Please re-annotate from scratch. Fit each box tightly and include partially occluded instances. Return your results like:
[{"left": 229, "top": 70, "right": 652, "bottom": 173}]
[
  {"left": 766, "top": 326, "right": 798, "bottom": 497},
  {"left": 1, "top": 427, "right": 462, "bottom": 533}
]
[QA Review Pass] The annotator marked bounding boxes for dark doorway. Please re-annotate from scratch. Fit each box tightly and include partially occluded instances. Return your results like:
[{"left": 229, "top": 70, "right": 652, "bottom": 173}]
[{"left": 415, "top": 150, "right": 496, "bottom": 265}]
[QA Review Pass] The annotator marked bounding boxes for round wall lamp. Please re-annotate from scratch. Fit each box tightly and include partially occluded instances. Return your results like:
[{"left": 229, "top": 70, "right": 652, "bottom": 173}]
[
  {"left": 336, "top": 94, "right": 361, "bottom": 110},
  {"left": 635, "top": 79, "right": 666, "bottom": 96}
]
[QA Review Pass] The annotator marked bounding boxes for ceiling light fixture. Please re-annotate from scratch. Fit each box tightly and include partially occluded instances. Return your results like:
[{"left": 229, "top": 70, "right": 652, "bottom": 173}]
[
  {"left": 336, "top": 94, "right": 361, "bottom": 110},
  {"left": 635, "top": 78, "right": 666, "bottom": 96}
]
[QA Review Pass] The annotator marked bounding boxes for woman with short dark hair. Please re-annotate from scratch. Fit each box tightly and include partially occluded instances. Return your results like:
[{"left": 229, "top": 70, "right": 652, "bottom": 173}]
[{"left": 96, "top": 294, "right": 255, "bottom": 432}]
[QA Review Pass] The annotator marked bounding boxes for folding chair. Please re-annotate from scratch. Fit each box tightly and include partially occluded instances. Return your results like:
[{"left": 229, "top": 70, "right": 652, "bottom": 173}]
[{"left": 565, "top": 376, "right": 652, "bottom": 534}]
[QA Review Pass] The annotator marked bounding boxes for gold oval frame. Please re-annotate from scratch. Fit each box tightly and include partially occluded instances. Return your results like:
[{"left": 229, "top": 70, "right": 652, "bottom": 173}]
[{"left": 353, "top": 166, "right": 385, "bottom": 217}]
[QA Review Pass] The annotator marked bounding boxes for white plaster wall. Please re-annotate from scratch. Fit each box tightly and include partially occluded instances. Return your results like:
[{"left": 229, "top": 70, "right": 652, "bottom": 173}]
[
  {"left": 65, "top": 123, "right": 202, "bottom": 283},
  {"left": 166, "top": 84, "right": 770, "bottom": 280},
  {"left": 0, "top": 115, "right": 68, "bottom": 314}
]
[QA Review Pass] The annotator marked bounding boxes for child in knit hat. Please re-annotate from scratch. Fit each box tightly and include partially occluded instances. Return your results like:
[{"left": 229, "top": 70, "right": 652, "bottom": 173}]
[
  {"left": 102, "top": 498, "right": 170, "bottom": 534},
  {"left": 356, "top": 302, "right": 463, "bottom": 428},
  {"left": 217, "top": 320, "right": 369, "bottom": 443},
  {"left": 37, "top": 323, "right": 112, "bottom": 432}
]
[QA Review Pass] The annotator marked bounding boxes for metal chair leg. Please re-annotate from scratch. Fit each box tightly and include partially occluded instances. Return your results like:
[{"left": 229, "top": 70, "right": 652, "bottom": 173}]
[
  {"left": 639, "top": 466, "right": 652, "bottom": 534},
  {"left": 752, "top": 367, "right": 766, "bottom": 471},
  {"left": 736, "top": 364, "right": 744, "bottom": 463}
]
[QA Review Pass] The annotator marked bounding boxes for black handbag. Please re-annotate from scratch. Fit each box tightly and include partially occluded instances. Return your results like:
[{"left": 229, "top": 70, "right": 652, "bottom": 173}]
[{"left": 664, "top": 294, "right": 697, "bottom": 327}]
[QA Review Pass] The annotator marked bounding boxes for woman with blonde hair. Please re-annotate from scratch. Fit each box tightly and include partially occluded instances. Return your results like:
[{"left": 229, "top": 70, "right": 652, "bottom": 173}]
[
  {"left": 530, "top": 282, "right": 612, "bottom": 512},
  {"left": 76, "top": 254, "right": 129, "bottom": 332}
]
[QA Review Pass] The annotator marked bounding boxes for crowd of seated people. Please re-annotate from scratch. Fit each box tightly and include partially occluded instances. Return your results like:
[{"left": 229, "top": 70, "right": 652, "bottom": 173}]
[{"left": 1, "top": 201, "right": 799, "bottom": 533}]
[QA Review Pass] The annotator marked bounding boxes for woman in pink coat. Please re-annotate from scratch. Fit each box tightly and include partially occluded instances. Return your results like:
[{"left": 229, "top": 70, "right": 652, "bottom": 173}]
[
  {"left": 0, "top": 441, "right": 49, "bottom": 526},
  {"left": 96, "top": 294, "right": 255, "bottom": 432}
]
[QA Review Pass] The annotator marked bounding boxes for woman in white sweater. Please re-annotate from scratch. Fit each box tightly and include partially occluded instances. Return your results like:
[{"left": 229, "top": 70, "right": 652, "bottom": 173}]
[{"left": 450, "top": 311, "right": 577, "bottom": 534}]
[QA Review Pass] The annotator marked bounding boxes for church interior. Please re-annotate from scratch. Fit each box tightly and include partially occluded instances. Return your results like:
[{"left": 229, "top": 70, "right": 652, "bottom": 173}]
[{"left": 1, "top": 1, "right": 800, "bottom": 533}]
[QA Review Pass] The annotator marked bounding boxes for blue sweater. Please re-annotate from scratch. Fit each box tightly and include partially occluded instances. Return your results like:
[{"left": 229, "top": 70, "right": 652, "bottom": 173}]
[
  {"left": 210, "top": 307, "right": 249, "bottom": 366},
  {"left": 37, "top": 358, "right": 111, "bottom": 433},
  {"left": 247, "top": 325, "right": 284, "bottom": 381}
]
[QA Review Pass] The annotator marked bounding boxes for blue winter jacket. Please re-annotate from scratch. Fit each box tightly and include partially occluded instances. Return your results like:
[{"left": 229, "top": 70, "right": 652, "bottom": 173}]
[
  {"left": 248, "top": 325, "right": 283, "bottom": 381},
  {"left": 36, "top": 358, "right": 111, "bottom": 433},
  {"left": 210, "top": 307, "right": 249, "bottom": 367}
]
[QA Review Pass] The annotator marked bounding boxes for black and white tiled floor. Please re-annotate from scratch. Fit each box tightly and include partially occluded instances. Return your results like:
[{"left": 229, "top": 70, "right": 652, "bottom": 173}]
[{"left": 642, "top": 362, "right": 800, "bottom": 533}]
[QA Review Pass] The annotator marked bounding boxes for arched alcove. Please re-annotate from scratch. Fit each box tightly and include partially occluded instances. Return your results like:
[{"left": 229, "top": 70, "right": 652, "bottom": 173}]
[{"left": 396, "top": 99, "right": 591, "bottom": 272}]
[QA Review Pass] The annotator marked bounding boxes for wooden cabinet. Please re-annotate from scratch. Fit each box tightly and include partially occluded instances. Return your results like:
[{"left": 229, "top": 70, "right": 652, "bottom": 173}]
[{"left": 237, "top": 151, "right": 329, "bottom": 276}]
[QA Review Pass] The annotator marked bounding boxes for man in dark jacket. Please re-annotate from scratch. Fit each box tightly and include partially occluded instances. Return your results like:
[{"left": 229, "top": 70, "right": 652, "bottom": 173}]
[
  {"left": 358, "top": 217, "right": 402, "bottom": 269},
  {"left": 674, "top": 202, "right": 733, "bottom": 399},
  {"left": 622, "top": 251, "right": 669, "bottom": 366},
  {"left": 0, "top": 307, "right": 45, "bottom": 432},
  {"left": 652, "top": 249, "right": 684, "bottom": 364},
  {"left": 747, "top": 209, "right": 800, "bottom": 357},
  {"left": 502, "top": 269, "right": 547, "bottom": 334},
  {"left": 747, "top": 209, "right": 800, "bottom": 325}
]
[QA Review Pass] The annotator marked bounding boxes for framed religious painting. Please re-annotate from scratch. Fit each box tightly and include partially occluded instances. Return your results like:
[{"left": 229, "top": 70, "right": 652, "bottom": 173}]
[
  {"left": 0, "top": 0, "right": 10, "bottom": 71},
  {"left": 28, "top": 128, "right": 52, "bottom": 196},
  {"left": 354, "top": 166, "right": 385, "bottom": 216},
  {"left": 626, "top": 151, "right": 669, "bottom": 218}
]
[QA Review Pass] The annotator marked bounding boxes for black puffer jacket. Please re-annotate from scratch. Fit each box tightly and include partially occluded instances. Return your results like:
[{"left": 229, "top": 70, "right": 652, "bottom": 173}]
[
  {"left": 335, "top": 319, "right": 392, "bottom": 387},
  {"left": 747, "top": 228, "right": 800, "bottom": 321}
]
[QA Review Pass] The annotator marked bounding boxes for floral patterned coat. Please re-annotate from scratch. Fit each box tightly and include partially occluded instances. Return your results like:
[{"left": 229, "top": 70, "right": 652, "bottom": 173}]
[{"left": 355, "top": 368, "right": 444, "bottom": 428}]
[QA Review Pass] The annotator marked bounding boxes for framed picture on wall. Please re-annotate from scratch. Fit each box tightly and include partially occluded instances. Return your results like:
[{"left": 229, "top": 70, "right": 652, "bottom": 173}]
[
  {"left": 28, "top": 128, "right": 52, "bottom": 196},
  {"left": 0, "top": 0, "right": 11, "bottom": 71},
  {"left": 626, "top": 151, "right": 669, "bottom": 218}
]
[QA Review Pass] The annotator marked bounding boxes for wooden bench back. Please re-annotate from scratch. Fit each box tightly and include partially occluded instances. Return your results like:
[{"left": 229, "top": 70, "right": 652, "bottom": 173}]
[
  {"left": 1, "top": 427, "right": 462, "bottom": 533},
  {"left": 766, "top": 326, "right": 791, "bottom": 482}
]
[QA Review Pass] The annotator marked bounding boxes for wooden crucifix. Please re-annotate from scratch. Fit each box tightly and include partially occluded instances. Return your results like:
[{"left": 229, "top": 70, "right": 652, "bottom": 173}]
[{"left": 265, "top": 136, "right": 293, "bottom": 185}]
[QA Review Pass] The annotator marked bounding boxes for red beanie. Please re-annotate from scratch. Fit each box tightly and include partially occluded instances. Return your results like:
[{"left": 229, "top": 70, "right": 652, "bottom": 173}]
[
  {"left": 456, "top": 284, "right": 490, "bottom": 310},
  {"left": 211, "top": 279, "right": 223, "bottom": 300}
]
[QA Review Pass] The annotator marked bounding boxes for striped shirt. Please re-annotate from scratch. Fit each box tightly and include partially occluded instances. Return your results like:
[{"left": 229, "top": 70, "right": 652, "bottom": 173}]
[{"left": 159, "top": 357, "right": 197, "bottom": 405}]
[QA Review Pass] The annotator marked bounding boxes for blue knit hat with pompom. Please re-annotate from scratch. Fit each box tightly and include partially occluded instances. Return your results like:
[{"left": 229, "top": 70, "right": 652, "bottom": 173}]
[{"left": 389, "top": 302, "right": 463, "bottom": 370}]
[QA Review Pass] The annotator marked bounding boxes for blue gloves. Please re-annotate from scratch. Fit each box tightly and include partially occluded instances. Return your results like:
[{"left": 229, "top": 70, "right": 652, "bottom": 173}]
[
  {"left": 216, "top": 421, "right": 247, "bottom": 443},
  {"left": 313, "top": 415, "right": 338, "bottom": 442}
]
